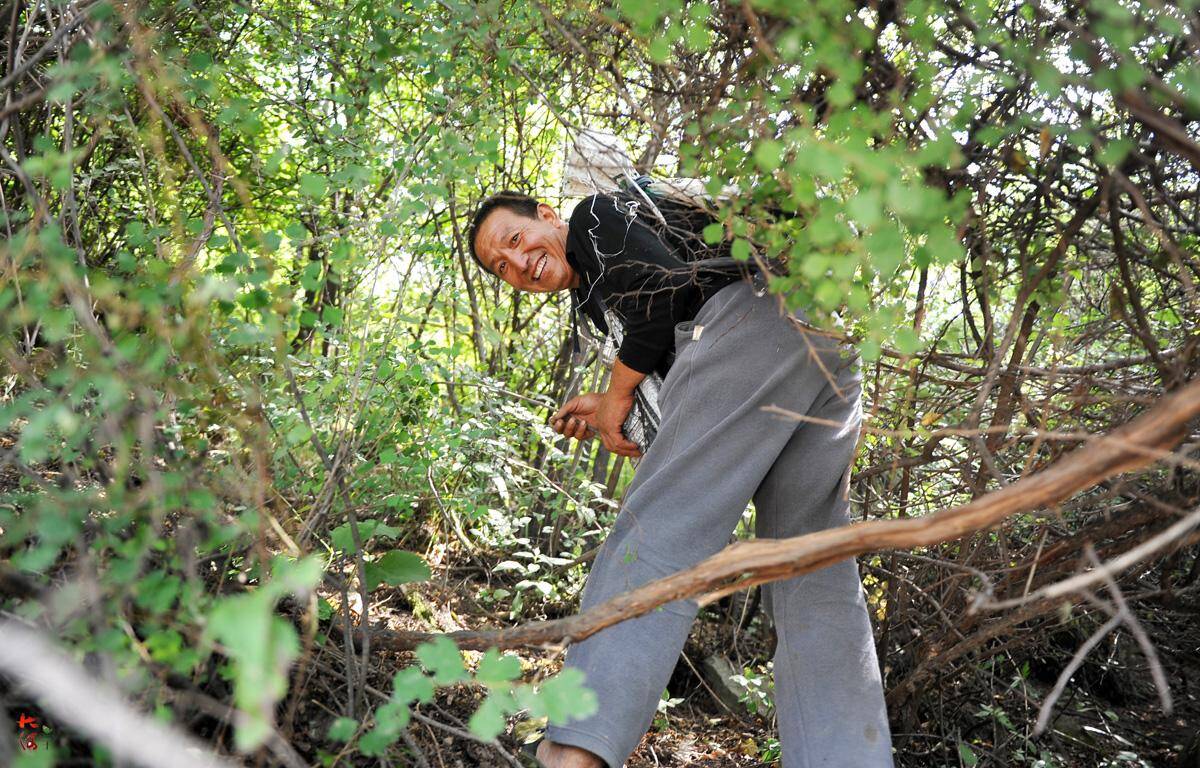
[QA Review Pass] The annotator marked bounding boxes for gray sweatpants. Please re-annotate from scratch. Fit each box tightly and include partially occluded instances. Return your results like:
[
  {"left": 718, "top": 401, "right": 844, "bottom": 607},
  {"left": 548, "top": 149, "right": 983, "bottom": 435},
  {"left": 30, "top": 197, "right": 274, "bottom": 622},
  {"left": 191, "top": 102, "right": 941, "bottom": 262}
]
[{"left": 545, "top": 281, "right": 893, "bottom": 767}]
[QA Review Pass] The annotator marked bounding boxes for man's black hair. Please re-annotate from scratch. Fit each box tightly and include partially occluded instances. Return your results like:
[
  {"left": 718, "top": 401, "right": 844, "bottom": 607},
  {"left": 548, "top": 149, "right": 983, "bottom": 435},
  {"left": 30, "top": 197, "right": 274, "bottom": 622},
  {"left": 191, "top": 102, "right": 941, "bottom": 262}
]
[{"left": 467, "top": 190, "right": 540, "bottom": 273}]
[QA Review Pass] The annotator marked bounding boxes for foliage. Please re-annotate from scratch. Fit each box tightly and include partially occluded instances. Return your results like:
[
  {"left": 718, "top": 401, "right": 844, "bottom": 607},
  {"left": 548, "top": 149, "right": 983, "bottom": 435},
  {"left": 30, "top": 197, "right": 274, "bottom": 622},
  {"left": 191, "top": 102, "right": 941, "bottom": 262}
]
[
  {"left": 730, "top": 662, "right": 775, "bottom": 719},
  {"left": 1, "top": 0, "right": 1198, "bottom": 764}
]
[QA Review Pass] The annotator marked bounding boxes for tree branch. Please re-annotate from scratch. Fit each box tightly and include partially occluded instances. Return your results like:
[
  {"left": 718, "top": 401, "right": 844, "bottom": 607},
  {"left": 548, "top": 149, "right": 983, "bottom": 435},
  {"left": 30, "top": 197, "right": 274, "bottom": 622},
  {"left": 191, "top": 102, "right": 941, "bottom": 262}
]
[
  {"left": 0, "top": 621, "right": 238, "bottom": 768},
  {"left": 362, "top": 379, "right": 1200, "bottom": 652}
]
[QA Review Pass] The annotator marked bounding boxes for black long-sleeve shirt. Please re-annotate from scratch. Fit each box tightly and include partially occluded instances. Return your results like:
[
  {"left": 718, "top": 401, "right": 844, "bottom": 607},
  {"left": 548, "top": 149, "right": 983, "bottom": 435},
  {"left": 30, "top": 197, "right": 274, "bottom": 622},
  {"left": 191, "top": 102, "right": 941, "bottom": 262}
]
[{"left": 565, "top": 192, "right": 742, "bottom": 376}]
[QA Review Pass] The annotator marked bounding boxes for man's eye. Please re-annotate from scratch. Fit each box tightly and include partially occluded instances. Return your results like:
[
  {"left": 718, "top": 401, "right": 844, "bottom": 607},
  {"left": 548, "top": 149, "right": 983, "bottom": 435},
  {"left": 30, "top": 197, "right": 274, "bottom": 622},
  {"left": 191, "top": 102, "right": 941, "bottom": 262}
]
[
  {"left": 510, "top": 233, "right": 519, "bottom": 245},
  {"left": 497, "top": 261, "right": 507, "bottom": 274}
]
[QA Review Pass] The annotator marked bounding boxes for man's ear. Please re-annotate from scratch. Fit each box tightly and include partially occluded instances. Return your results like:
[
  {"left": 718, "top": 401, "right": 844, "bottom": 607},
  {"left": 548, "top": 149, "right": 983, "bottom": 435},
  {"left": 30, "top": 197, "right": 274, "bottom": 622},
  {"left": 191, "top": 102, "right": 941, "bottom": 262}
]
[{"left": 536, "top": 202, "right": 562, "bottom": 227}]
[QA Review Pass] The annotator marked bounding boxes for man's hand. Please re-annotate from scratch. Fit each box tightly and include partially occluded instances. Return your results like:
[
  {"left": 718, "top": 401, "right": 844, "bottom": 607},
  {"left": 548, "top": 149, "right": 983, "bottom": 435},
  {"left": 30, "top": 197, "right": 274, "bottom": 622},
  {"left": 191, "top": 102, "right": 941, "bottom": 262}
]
[
  {"left": 594, "top": 390, "right": 641, "bottom": 457},
  {"left": 551, "top": 359, "right": 646, "bottom": 458},
  {"left": 551, "top": 391, "right": 642, "bottom": 458},
  {"left": 552, "top": 393, "right": 602, "bottom": 441}
]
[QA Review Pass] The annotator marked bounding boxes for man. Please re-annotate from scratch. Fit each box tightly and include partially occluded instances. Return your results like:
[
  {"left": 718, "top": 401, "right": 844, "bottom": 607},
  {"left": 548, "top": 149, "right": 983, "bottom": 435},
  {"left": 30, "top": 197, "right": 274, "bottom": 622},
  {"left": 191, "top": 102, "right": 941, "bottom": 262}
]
[{"left": 470, "top": 189, "right": 893, "bottom": 768}]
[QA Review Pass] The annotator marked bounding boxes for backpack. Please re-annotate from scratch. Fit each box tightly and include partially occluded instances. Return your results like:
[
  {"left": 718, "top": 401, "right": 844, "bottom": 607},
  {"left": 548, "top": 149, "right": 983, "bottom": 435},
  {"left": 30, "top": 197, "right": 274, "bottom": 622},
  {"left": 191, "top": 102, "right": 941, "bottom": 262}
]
[{"left": 563, "top": 128, "right": 734, "bottom": 222}]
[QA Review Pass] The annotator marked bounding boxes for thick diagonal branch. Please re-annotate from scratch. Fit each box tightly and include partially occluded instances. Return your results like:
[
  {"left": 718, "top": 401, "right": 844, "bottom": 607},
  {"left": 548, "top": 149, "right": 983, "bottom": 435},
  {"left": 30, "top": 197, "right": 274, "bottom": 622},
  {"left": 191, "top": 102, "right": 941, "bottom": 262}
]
[{"left": 366, "top": 379, "right": 1200, "bottom": 652}]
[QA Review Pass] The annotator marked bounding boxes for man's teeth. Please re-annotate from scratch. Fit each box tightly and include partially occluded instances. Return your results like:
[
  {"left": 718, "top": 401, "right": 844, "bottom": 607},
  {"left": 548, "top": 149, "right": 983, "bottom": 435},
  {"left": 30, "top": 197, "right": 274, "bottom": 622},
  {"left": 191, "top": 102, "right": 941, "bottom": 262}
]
[{"left": 533, "top": 254, "right": 547, "bottom": 280}]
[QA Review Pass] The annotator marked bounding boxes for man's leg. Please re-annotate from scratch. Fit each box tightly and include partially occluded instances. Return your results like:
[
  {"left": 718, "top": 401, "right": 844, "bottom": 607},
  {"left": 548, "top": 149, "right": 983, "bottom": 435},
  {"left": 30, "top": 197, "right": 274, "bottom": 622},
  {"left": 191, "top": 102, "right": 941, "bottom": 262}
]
[
  {"left": 544, "top": 282, "right": 849, "bottom": 767},
  {"left": 752, "top": 366, "right": 894, "bottom": 767}
]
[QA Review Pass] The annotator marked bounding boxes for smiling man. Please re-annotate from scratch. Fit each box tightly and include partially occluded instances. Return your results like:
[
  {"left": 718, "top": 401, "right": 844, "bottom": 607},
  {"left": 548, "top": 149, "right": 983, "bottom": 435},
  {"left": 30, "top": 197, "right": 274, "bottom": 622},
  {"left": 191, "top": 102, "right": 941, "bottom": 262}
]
[
  {"left": 470, "top": 194, "right": 580, "bottom": 293},
  {"left": 470, "top": 191, "right": 740, "bottom": 458},
  {"left": 469, "top": 189, "right": 893, "bottom": 768}
]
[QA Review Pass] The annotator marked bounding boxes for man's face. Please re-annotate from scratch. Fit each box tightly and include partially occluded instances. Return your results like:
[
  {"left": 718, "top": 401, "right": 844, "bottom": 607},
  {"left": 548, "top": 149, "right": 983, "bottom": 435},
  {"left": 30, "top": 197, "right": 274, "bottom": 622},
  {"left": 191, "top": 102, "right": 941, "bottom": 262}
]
[{"left": 474, "top": 203, "right": 578, "bottom": 292}]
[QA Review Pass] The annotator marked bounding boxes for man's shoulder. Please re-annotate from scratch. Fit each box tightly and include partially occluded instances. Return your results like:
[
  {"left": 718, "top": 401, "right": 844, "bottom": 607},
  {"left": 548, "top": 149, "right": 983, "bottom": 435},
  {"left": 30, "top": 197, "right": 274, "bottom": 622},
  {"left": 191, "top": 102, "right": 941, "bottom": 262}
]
[{"left": 568, "top": 193, "right": 640, "bottom": 232}]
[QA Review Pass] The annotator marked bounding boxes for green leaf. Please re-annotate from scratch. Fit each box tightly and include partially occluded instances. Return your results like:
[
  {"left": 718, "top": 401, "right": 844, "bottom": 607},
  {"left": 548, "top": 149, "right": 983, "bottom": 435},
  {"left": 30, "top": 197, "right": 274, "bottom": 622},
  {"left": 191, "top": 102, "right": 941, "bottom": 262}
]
[
  {"left": 894, "top": 326, "right": 921, "bottom": 356},
  {"left": 754, "top": 140, "right": 784, "bottom": 171},
  {"left": 330, "top": 519, "right": 402, "bottom": 551},
  {"left": 359, "top": 701, "right": 410, "bottom": 756},
  {"left": 364, "top": 550, "right": 431, "bottom": 591},
  {"left": 923, "top": 225, "right": 964, "bottom": 265},
  {"left": 807, "top": 148, "right": 846, "bottom": 179},
  {"left": 285, "top": 422, "right": 312, "bottom": 447},
  {"left": 468, "top": 691, "right": 514, "bottom": 740},
  {"left": 415, "top": 636, "right": 466, "bottom": 685},
  {"left": 321, "top": 305, "right": 344, "bottom": 327},
  {"left": 300, "top": 261, "right": 323, "bottom": 292},
  {"left": 134, "top": 570, "right": 181, "bottom": 614},
  {"left": 186, "top": 51, "right": 213, "bottom": 71},
  {"left": 206, "top": 591, "right": 302, "bottom": 750},
  {"left": 958, "top": 742, "right": 978, "bottom": 766},
  {"left": 522, "top": 668, "right": 597, "bottom": 725},
  {"left": 685, "top": 22, "right": 711, "bottom": 51},
  {"left": 814, "top": 279, "right": 844, "bottom": 310},
  {"left": 392, "top": 666, "right": 436, "bottom": 705},
  {"left": 846, "top": 190, "right": 882, "bottom": 229},
  {"left": 1097, "top": 138, "right": 1134, "bottom": 167},
  {"left": 268, "top": 555, "right": 324, "bottom": 600},
  {"left": 299, "top": 173, "right": 328, "bottom": 198},
  {"left": 357, "top": 728, "right": 394, "bottom": 756},
  {"left": 475, "top": 649, "right": 521, "bottom": 685},
  {"left": 327, "top": 717, "right": 358, "bottom": 742},
  {"left": 237, "top": 287, "right": 271, "bottom": 310},
  {"left": 125, "top": 220, "right": 148, "bottom": 247},
  {"left": 865, "top": 223, "right": 905, "bottom": 277},
  {"left": 702, "top": 222, "right": 724, "bottom": 245},
  {"left": 647, "top": 35, "right": 671, "bottom": 63}
]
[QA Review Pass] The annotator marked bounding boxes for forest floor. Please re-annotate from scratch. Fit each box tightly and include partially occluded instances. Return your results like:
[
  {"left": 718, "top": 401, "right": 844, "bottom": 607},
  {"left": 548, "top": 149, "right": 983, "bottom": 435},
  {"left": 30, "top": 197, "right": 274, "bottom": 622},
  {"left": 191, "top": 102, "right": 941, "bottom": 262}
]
[
  {"left": 303, "top": 565, "right": 1200, "bottom": 768},
  {"left": 7, "top": 455, "right": 1197, "bottom": 767}
]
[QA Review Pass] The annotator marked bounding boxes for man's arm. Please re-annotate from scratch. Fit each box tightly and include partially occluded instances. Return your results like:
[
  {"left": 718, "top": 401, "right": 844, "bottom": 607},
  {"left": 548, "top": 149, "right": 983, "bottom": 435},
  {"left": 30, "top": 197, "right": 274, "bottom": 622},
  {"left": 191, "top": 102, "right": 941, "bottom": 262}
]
[{"left": 596, "top": 358, "right": 645, "bottom": 457}]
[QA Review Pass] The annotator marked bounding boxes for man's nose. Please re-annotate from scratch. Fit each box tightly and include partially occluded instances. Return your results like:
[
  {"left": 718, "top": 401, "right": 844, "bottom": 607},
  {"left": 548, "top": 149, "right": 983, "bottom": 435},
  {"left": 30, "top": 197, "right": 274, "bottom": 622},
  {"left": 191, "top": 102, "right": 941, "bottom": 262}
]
[{"left": 505, "top": 248, "right": 530, "bottom": 272}]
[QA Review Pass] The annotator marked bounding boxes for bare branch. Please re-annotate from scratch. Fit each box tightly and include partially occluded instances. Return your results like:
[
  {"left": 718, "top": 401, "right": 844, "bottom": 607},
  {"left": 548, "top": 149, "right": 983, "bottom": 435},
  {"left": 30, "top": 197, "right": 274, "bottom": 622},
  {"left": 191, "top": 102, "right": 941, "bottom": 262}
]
[
  {"left": 362, "top": 378, "right": 1200, "bottom": 652},
  {"left": 0, "top": 621, "right": 238, "bottom": 768}
]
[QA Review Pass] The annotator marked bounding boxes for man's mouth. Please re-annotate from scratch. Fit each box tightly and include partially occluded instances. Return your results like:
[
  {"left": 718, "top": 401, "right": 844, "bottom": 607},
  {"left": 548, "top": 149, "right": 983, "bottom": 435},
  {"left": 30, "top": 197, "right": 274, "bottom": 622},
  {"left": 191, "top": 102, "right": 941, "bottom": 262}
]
[{"left": 532, "top": 254, "right": 547, "bottom": 281}]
